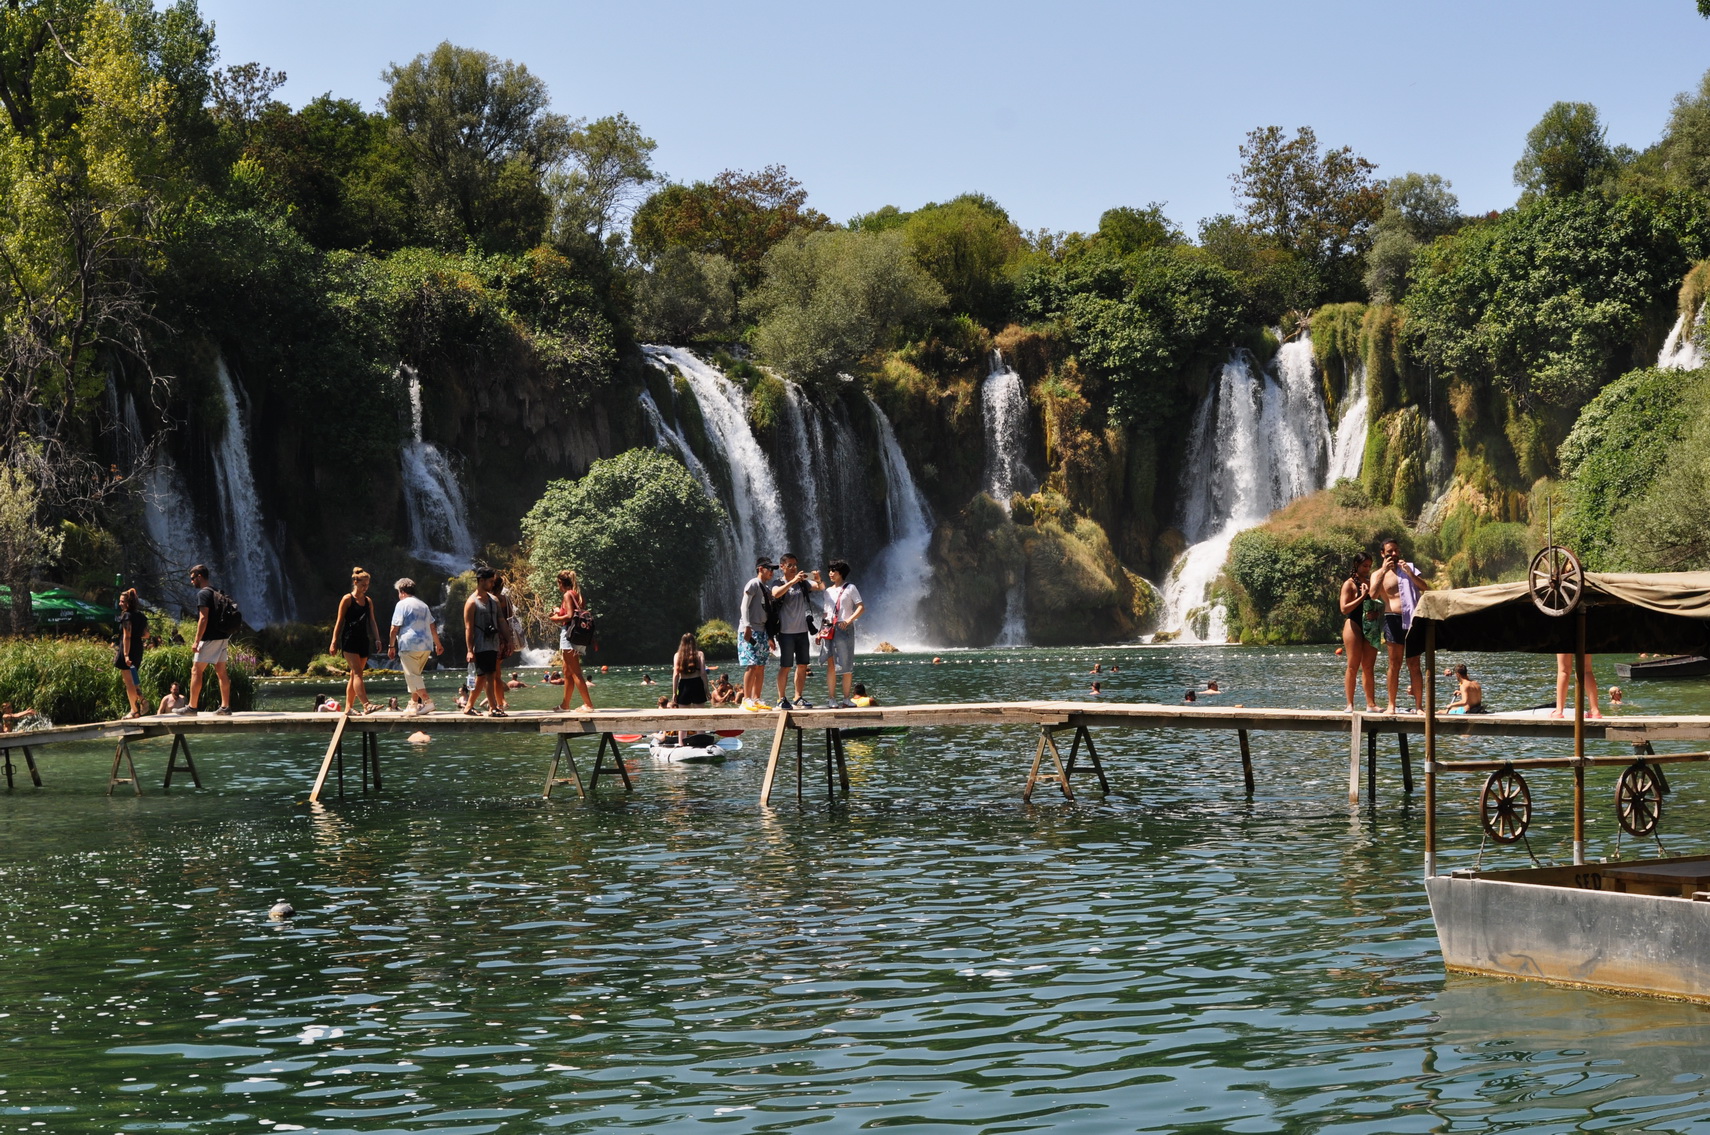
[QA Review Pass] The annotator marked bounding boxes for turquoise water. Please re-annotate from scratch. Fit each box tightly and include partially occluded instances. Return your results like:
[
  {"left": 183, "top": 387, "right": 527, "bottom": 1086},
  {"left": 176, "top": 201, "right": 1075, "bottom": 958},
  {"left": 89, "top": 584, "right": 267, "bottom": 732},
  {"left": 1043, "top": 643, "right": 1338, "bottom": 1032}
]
[{"left": 5, "top": 645, "right": 1710, "bottom": 1133}]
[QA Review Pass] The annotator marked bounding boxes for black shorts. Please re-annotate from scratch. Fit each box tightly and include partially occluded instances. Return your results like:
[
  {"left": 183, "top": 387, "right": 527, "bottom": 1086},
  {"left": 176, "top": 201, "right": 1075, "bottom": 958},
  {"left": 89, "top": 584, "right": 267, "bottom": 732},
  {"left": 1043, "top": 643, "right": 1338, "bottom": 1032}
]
[
  {"left": 1383, "top": 613, "right": 1406, "bottom": 645},
  {"left": 778, "top": 632, "right": 811, "bottom": 668},
  {"left": 473, "top": 649, "right": 499, "bottom": 675}
]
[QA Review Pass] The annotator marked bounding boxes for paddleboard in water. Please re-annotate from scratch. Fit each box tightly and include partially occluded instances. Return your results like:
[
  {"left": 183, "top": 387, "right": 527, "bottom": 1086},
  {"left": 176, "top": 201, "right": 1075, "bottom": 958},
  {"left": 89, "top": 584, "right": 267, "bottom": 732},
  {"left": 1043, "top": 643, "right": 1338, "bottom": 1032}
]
[{"left": 647, "top": 742, "right": 728, "bottom": 762}]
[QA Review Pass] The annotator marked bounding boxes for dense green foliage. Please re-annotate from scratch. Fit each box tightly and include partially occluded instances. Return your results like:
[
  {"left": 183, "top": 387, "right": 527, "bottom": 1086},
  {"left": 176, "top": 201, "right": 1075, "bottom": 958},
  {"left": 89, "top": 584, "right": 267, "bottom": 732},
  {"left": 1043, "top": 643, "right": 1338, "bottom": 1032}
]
[
  {"left": 0, "top": 638, "right": 253, "bottom": 725},
  {"left": 521, "top": 449, "right": 723, "bottom": 663}
]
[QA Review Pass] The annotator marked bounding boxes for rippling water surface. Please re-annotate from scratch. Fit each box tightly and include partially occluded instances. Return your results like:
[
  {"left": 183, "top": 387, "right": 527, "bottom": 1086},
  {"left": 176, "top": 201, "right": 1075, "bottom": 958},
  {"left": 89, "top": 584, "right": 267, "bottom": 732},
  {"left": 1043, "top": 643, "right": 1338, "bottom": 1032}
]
[{"left": 6, "top": 645, "right": 1710, "bottom": 1133}]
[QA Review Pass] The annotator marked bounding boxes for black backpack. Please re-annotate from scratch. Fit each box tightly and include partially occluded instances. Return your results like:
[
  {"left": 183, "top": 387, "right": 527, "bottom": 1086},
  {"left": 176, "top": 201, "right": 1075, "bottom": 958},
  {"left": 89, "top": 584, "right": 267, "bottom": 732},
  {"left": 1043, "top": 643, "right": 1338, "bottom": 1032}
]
[
  {"left": 759, "top": 581, "right": 781, "bottom": 638},
  {"left": 205, "top": 589, "right": 242, "bottom": 639}
]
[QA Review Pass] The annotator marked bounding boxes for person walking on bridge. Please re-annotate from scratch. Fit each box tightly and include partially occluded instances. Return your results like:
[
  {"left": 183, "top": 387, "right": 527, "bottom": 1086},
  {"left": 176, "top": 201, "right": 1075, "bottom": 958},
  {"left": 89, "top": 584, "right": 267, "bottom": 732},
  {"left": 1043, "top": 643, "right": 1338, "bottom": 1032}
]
[{"left": 178, "top": 564, "right": 235, "bottom": 716}]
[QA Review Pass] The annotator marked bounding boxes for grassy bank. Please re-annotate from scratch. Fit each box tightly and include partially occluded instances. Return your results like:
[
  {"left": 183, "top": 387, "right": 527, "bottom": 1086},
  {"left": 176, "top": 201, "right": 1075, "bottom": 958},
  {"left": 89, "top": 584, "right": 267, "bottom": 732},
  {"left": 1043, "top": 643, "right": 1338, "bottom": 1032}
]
[{"left": 0, "top": 639, "right": 256, "bottom": 726}]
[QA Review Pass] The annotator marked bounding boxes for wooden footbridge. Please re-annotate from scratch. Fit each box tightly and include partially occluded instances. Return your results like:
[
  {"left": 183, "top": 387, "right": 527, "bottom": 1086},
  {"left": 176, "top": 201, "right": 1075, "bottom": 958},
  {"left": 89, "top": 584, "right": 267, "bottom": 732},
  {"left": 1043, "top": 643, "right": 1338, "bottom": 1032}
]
[{"left": 6, "top": 701, "right": 1704, "bottom": 807}]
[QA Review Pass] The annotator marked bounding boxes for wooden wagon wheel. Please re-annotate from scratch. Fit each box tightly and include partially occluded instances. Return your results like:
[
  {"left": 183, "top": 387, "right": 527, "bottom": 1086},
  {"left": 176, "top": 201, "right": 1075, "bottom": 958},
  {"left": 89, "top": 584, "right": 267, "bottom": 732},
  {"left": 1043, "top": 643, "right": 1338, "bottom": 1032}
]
[
  {"left": 1528, "top": 546, "right": 1584, "bottom": 617},
  {"left": 1479, "top": 767, "right": 1532, "bottom": 844},
  {"left": 1615, "top": 761, "right": 1665, "bottom": 837}
]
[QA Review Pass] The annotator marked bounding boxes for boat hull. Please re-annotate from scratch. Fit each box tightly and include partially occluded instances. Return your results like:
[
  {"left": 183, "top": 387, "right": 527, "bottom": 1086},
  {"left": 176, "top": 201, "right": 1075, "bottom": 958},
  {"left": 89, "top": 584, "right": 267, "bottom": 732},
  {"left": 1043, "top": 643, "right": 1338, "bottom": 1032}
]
[
  {"left": 1427, "top": 863, "right": 1710, "bottom": 1001},
  {"left": 1613, "top": 654, "right": 1710, "bottom": 679}
]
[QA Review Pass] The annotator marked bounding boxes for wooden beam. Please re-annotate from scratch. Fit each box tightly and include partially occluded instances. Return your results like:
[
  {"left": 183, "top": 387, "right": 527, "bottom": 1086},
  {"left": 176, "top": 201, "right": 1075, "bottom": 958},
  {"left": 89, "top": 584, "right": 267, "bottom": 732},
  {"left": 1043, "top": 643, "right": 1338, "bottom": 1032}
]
[
  {"left": 1348, "top": 712, "right": 1364, "bottom": 806},
  {"left": 758, "top": 711, "right": 791, "bottom": 807},
  {"left": 1238, "top": 729, "right": 1253, "bottom": 793},
  {"left": 309, "top": 713, "right": 350, "bottom": 804}
]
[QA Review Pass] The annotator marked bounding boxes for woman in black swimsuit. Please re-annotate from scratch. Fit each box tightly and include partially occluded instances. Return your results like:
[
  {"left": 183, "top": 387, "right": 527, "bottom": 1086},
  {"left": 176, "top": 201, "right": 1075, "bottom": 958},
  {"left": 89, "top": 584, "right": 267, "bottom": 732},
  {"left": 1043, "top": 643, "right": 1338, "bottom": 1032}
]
[
  {"left": 1338, "top": 552, "right": 1378, "bottom": 713},
  {"left": 671, "top": 631, "right": 708, "bottom": 745},
  {"left": 328, "top": 567, "right": 383, "bottom": 715}
]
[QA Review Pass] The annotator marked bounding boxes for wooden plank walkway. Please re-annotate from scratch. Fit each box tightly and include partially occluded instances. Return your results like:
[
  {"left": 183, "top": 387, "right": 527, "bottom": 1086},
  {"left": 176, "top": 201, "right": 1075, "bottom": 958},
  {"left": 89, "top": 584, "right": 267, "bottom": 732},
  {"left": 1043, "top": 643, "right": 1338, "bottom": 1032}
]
[{"left": 6, "top": 701, "right": 1707, "bottom": 805}]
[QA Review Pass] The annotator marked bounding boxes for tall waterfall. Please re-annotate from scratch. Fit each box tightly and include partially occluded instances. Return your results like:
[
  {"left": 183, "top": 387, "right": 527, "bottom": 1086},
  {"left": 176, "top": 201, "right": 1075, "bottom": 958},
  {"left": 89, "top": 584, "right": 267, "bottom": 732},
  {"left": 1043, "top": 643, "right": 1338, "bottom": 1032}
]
[
  {"left": 210, "top": 358, "right": 292, "bottom": 626},
  {"left": 398, "top": 366, "right": 477, "bottom": 576},
  {"left": 981, "top": 351, "right": 1036, "bottom": 645},
  {"left": 1159, "top": 338, "right": 1331, "bottom": 641},
  {"left": 642, "top": 346, "right": 789, "bottom": 609},
  {"left": 1327, "top": 370, "right": 1369, "bottom": 486},
  {"left": 981, "top": 351, "right": 1037, "bottom": 507},
  {"left": 641, "top": 347, "right": 935, "bottom": 645},
  {"left": 1658, "top": 310, "right": 1705, "bottom": 371},
  {"left": 124, "top": 394, "right": 208, "bottom": 613},
  {"left": 861, "top": 395, "right": 935, "bottom": 648}
]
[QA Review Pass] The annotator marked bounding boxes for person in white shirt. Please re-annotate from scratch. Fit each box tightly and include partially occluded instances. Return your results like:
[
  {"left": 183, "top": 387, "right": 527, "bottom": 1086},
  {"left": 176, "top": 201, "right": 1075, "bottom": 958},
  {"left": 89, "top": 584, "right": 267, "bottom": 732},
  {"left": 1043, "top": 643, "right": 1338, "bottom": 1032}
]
[
  {"left": 819, "top": 560, "right": 864, "bottom": 708},
  {"left": 388, "top": 578, "right": 444, "bottom": 714}
]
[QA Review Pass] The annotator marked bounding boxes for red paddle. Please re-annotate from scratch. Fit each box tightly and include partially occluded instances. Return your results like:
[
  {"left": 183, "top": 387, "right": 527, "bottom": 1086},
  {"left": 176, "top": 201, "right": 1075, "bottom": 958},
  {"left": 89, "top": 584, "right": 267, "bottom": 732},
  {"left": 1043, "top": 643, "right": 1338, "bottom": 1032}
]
[
  {"left": 613, "top": 734, "right": 643, "bottom": 743},
  {"left": 715, "top": 729, "right": 744, "bottom": 737}
]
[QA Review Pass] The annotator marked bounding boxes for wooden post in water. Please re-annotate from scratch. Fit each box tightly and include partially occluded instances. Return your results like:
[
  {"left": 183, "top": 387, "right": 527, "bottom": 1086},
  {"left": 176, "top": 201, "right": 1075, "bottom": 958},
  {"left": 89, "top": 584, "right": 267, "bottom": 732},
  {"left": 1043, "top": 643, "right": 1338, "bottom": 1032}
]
[
  {"left": 309, "top": 714, "right": 350, "bottom": 803},
  {"left": 1238, "top": 729, "right": 1254, "bottom": 793},
  {"left": 1366, "top": 728, "right": 1379, "bottom": 804},
  {"left": 1424, "top": 624, "right": 1437, "bottom": 878},
  {"left": 1347, "top": 713, "right": 1364, "bottom": 806},
  {"left": 758, "top": 712, "right": 791, "bottom": 807},
  {"left": 1397, "top": 732, "right": 1412, "bottom": 795},
  {"left": 1573, "top": 608, "right": 1587, "bottom": 865}
]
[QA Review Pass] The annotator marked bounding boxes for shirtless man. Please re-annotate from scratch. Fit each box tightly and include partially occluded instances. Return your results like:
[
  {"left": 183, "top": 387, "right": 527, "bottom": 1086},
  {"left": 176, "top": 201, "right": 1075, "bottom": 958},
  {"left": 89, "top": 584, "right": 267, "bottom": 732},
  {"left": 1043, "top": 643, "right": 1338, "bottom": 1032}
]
[
  {"left": 1446, "top": 664, "right": 1484, "bottom": 714},
  {"left": 1369, "top": 538, "right": 1429, "bottom": 714}
]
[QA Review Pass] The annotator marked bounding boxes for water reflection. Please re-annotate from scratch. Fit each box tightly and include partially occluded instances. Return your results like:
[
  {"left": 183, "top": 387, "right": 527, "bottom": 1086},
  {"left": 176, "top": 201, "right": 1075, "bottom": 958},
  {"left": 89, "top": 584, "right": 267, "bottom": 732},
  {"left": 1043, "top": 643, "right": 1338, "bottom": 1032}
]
[{"left": 0, "top": 646, "right": 1708, "bottom": 1130}]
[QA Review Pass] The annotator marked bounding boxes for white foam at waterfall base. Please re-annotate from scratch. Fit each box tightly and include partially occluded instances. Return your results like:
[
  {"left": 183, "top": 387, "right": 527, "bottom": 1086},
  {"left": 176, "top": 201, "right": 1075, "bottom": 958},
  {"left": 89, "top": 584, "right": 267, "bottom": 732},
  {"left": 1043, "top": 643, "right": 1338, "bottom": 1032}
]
[
  {"left": 210, "top": 357, "right": 292, "bottom": 625},
  {"left": 1158, "top": 338, "right": 1332, "bottom": 641},
  {"left": 860, "top": 395, "right": 934, "bottom": 650},
  {"left": 1658, "top": 310, "right": 1706, "bottom": 371},
  {"left": 398, "top": 366, "right": 477, "bottom": 576}
]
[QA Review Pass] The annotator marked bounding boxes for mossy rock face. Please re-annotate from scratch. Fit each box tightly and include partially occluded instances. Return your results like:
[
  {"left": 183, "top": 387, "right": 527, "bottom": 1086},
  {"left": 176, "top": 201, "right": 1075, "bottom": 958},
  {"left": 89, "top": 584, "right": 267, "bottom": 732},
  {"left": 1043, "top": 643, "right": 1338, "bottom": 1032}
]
[
  {"left": 1020, "top": 511, "right": 1140, "bottom": 645},
  {"left": 697, "top": 618, "right": 737, "bottom": 660},
  {"left": 924, "top": 493, "right": 1024, "bottom": 646}
]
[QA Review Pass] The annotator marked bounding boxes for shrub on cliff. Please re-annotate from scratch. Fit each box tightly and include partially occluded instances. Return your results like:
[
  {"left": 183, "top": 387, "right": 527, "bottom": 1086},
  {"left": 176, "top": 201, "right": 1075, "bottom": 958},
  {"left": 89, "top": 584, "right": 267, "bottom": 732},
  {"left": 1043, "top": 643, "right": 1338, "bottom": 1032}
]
[
  {"left": 1216, "top": 491, "right": 1408, "bottom": 644},
  {"left": 521, "top": 449, "right": 723, "bottom": 664}
]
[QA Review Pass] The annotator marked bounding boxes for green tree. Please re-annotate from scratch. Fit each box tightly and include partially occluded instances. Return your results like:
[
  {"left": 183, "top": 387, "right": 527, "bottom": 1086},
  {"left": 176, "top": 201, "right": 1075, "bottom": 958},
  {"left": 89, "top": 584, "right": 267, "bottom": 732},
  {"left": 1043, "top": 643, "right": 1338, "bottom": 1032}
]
[
  {"left": 1513, "top": 101, "right": 1611, "bottom": 199},
  {"left": 1363, "top": 172, "right": 1461, "bottom": 302},
  {"left": 899, "top": 193, "right": 1024, "bottom": 325},
  {"left": 1408, "top": 192, "right": 1698, "bottom": 414},
  {"left": 1230, "top": 125, "right": 1383, "bottom": 302},
  {"left": 0, "top": 465, "right": 63, "bottom": 632},
  {"left": 382, "top": 41, "right": 572, "bottom": 252},
  {"left": 1659, "top": 70, "right": 1710, "bottom": 194},
  {"left": 1096, "top": 203, "right": 1184, "bottom": 255},
  {"left": 550, "top": 112, "right": 658, "bottom": 246},
  {"left": 631, "top": 165, "right": 832, "bottom": 291},
  {"left": 0, "top": 0, "right": 215, "bottom": 516},
  {"left": 745, "top": 228, "right": 945, "bottom": 386},
  {"left": 631, "top": 246, "right": 737, "bottom": 342},
  {"left": 521, "top": 449, "right": 723, "bottom": 663}
]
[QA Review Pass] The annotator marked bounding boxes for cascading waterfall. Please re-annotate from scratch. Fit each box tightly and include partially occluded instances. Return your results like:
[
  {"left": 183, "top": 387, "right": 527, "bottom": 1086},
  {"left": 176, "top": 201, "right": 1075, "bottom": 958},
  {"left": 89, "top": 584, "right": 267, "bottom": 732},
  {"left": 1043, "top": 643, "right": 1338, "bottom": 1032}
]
[
  {"left": 981, "top": 351, "right": 1038, "bottom": 507},
  {"left": 1159, "top": 338, "right": 1331, "bottom": 641},
  {"left": 1658, "top": 309, "right": 1705, "bottom": 371},
  {"left": 1326, "top": 367, "right": 1369, "bottom": 486},
  {"left": 981, "top": 350, "right": 1037, "bottom": 645},
  {"left": 643, "top": 347, "right": 789, "bottom": 609},
  {"left": 860, "top": 395, "right": 935, "bottom": 648},
  {"left": 641, "top": 346, "right": 937, "bottom": 645},
  {"left": 398, "top": 366, "right": 478, "bottom": 576},
  {"left": 126, "top": 394, "right": 209, "bottom": 613},
  {"left": 210, "top": 357, "right": 292, "bottom": 626}
]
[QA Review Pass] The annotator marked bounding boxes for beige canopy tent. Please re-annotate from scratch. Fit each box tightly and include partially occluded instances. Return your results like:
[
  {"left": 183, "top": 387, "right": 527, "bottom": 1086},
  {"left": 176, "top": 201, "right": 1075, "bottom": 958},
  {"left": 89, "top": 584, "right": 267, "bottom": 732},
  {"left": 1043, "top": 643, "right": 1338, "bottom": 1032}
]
[
  {"left": 1404, "top": 572, "right": 1710, "bottom": 657},
  {"left": 1404, "top": 569, "right": 1710, "bottom": 874}
]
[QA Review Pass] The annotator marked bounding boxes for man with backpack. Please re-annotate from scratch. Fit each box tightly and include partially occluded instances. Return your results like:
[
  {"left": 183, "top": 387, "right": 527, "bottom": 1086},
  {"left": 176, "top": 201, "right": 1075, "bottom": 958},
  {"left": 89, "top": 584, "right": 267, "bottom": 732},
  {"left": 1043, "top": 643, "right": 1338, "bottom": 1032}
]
[
  {"left": 737, "top": 558, "right": 777, "bottom": 711},
  {"left": 177, "top": 564, "right": 238, "bottom": 716}
]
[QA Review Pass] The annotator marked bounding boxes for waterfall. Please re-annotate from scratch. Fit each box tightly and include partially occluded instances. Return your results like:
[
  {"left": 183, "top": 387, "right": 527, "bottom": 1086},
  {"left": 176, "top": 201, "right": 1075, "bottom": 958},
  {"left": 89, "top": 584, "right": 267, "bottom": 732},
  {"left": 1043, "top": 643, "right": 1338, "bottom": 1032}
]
[
  {"left": 860, "top": 395, "right": 935, "bottom": 648},
  {"left": 639, "top": 388, "right": 744, "bottom": 610},
  {"left": 210, "top": 357, "right": 292, "bottom": 626},
  {"left": 780, "top": 382, "right": 826, "bottom": 565},
  {"left": 1326, "top": 370, "right": 1368, "bottom": 485},
  {"left": 1658, "top": 310, "right": 1705, "bottom": 371},
  {"left": 981, "top": 351, "right": 1038, "bottom": 507},
  {"left": 1158, "top": 338, "right": 1331, "bottom": 641},
  {"left": 398, "top": 366, "right": 478, "bottom": 576},
  {"left": 126, "top": 394, "right": 209, "bottom": 614},
  {"left": 642, "top": 347, "right": 789, "bottom": 608}
]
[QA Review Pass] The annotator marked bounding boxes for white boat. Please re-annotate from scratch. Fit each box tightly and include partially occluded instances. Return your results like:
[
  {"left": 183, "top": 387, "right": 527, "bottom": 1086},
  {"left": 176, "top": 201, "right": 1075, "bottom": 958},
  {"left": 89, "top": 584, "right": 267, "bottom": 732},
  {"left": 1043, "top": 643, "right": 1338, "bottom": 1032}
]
[{"left": 1408, "top": 557, "right": 1710, "bottom": 1001}]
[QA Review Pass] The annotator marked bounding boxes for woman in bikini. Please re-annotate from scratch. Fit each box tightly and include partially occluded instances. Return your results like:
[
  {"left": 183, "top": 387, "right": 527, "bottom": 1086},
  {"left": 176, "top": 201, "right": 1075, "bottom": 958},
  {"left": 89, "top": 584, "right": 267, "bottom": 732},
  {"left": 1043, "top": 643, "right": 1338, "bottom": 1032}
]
[
  {"left": 1339, "top": 552, "right": 1379, "bottom": 713},
  {"left": 329, "top": 567, "right": 383, "bottom": 715},
  {"left": 671, "top": 631, "right": 708, "bottom": 745}
]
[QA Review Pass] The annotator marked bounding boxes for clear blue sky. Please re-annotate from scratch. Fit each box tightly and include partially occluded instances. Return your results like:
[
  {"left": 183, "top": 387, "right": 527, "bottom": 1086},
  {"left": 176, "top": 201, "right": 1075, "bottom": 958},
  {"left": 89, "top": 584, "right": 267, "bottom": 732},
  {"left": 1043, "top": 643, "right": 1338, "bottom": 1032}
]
[{"left": 194, "top": 0, "right": 1710, "bottom": 235}]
